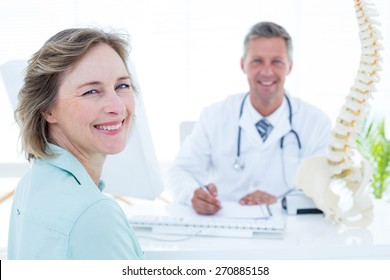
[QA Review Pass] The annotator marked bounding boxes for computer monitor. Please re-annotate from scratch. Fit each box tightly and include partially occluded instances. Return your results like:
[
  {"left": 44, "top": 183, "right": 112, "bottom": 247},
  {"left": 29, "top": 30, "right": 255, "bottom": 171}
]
[{"left": 1, "top": 59, "right": 164, "bottom": 200}]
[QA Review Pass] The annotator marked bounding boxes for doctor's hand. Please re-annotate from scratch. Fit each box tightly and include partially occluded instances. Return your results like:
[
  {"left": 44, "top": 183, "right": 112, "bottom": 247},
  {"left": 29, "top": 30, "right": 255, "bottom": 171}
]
[
  {"left": 191, "top": 183, "right": 221, "bottom": 215},
  {"left": 239, "top": 190, "right": 277, "bottom": 205}
]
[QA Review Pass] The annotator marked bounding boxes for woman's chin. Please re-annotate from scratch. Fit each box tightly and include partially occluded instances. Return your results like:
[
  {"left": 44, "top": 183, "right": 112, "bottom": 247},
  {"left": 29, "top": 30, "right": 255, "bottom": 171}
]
[{"left": 103, "top": 143, "right": 127, "bottom": 155}]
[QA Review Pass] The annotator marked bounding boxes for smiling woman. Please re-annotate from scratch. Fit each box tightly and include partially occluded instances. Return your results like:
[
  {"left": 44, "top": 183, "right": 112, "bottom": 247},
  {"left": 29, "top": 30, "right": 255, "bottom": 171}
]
[
  {"left": 43, "top": 43, "right": 135, "bottom": 183},
  {"left": 7, "top": 28, "right": 144, "bottom": 260}
]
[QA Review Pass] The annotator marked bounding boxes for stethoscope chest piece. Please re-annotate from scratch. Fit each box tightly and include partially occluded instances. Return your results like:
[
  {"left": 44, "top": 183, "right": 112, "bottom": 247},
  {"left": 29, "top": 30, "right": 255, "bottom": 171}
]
[{"left": 233, "top": 157, "right": 245, "bottom": 171}]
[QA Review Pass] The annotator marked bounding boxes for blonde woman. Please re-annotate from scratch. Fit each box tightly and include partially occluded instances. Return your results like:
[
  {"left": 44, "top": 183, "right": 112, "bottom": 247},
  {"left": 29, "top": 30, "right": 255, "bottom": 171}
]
[{"left": 8, "top": 28, "right": 143, "bottom": 259}]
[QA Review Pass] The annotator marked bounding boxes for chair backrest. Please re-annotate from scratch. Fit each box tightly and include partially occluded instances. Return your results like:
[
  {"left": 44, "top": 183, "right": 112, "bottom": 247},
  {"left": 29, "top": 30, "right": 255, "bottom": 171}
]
[
  {"left": 0, "top": 60, "right": 30, "bottom": 179},
  {"left": 0, "top": 60, "right": 27, "bottom": 110},
  {"left": 179, "top": 121, "right": 196, "bottom": 144}
]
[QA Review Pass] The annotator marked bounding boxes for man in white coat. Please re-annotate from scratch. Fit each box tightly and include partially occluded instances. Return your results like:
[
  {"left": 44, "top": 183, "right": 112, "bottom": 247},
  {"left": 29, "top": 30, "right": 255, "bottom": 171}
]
[{"left": 167, "top": 21, "right": 331, "bottom": 215}]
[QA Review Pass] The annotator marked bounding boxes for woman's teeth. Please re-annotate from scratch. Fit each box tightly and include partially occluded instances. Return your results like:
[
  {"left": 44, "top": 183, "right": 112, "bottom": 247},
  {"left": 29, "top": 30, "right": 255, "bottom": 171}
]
[{"left": 95, "top": 122, "right": 122, "bottom": 131}]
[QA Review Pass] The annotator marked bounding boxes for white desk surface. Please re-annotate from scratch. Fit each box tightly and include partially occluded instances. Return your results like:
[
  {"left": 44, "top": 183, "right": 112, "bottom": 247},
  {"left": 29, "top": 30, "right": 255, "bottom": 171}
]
[
  {"left": 121, "top": 199, "right": 390, "bottom": 260},
  {"left": 2, "top": 181, "right": 390, "bottom": 260}
]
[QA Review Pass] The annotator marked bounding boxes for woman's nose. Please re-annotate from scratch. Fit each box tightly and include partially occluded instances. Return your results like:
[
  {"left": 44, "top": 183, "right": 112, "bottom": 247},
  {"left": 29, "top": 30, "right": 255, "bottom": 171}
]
[{"left": 104, "top": 91, "right": 126, "bottom": 115}]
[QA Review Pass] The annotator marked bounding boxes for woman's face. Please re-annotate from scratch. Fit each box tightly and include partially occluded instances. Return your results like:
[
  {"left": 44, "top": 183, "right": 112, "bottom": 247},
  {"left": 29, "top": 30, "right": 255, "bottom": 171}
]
[{"left": 45, "top": 43, "right": 135, "bottom": 161}]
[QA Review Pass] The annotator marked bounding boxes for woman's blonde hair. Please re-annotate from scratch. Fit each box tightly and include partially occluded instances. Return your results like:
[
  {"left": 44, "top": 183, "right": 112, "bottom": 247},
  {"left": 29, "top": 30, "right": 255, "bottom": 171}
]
[{"left": 15, "top": 28, "right": 131, "bottom": 161}]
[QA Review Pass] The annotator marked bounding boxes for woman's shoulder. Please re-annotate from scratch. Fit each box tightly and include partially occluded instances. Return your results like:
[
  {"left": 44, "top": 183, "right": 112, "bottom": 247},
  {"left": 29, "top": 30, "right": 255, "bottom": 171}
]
[{"left": 21, "top": 158, "right": 117, "bottom": 231}]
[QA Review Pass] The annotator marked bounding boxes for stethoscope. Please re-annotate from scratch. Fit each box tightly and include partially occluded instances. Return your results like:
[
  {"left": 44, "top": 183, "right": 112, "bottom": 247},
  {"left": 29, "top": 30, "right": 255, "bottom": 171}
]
[{"left": 232, "top": 93, "right": 302, "bottom": 178}]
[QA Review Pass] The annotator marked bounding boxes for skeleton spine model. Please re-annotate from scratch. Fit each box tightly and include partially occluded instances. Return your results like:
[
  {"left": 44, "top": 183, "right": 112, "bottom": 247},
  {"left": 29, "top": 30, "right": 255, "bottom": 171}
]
[{"left": 296, "top": 0, "right": 383, "bottom": 227}]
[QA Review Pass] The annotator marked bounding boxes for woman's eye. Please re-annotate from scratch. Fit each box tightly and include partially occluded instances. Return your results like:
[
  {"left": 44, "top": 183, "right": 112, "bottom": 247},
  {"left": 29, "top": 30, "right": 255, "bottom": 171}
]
[
  {"left": 116, "top": 83, "right": 131, "bottom": 90},
  {"left": 82, "top": 89, "right": 98, "bottom": 95}
]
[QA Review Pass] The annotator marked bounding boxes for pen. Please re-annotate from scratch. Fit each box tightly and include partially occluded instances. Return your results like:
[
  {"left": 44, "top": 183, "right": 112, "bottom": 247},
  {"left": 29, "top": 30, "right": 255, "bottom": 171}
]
[
  {"left": 193, "top": 177, "right": 221, "bottom": 207},
  {"left": 200, "top": 184, "right": 221, "bottom": 208},
  {"left": 193, "top": 177, "right": 209, "bottom": 193},
  {"left": 200, "top": 184, "right": 212, "bottom": 195}
]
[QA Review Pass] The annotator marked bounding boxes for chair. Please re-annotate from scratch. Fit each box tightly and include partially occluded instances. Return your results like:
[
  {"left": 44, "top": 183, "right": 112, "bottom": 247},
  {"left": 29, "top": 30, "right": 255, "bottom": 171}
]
[
  {"left": 0, "top": 60, "right": 29, "bottom": 203},
  {"left": 0, "top": 60, "right": 27, "bottom": 110}
]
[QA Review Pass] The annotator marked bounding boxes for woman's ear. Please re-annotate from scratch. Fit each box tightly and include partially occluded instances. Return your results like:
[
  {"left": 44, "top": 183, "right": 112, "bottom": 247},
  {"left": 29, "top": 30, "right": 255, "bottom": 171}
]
[{"left": 42, "top": 110, "right": 57, "bottom": 124}]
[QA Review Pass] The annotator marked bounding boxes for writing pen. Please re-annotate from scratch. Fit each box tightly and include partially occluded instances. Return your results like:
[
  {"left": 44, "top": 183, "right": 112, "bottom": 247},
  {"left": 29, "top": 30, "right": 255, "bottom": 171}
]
[
  {"left": 200, "top": 184, "right": 212, "bottom": 195},
  {"left": 193, "top": 177, "right": 221, "bottom": 207},
  {"left": 193, "top": 177, "right": 208, "bottom": 192},
  {"left": 194, "top": 177, "right": 213, "bottom": 196}
]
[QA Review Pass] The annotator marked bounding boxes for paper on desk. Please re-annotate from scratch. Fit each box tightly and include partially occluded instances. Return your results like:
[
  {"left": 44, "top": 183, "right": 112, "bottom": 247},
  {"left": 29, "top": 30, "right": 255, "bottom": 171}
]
[
  {"left": 215, "top": 201, "right": 271, "bottom": 219},
  {"left": 166, "top": 201, "right": 271, "bottom": 219}
]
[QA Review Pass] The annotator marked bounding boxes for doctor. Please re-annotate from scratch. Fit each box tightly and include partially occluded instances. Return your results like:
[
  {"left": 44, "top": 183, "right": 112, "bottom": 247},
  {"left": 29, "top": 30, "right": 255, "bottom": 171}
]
[{"left": 167, "top": 21, "right": 331, "bottom": 215}]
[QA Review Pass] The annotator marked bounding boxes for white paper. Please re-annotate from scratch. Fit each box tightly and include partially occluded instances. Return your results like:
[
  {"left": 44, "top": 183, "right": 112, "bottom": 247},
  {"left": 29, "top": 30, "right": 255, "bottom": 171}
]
[
  {"left": 215, "top": 201, "right": 271, "bottom": 219},
  {"left": 165, "top": 201, "right": 271, "bottom": 219}
]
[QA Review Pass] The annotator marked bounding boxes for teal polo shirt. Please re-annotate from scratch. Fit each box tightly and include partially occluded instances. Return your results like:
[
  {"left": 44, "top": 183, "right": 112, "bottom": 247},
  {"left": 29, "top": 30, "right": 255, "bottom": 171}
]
[{"left": 8, "top": 144, "right": 144, "bottom": 260}]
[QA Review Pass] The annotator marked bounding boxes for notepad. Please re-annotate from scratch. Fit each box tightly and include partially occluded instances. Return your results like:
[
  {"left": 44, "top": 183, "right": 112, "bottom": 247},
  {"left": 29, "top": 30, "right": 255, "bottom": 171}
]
[
  {"left": 165, "top": 201, "right": 271, "bottom": 219},
  {"left": 215, "top": 201, "right": 271, "bottom": 219}
]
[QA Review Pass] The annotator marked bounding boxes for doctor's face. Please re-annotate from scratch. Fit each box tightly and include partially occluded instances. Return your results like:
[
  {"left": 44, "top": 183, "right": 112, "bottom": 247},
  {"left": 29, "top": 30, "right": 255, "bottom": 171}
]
[
  {"left": 45, "top": 43, "right": 135, "bottom": 160},
  {"left": 241, "top": 37, "right": 292, "bottom": 114}
]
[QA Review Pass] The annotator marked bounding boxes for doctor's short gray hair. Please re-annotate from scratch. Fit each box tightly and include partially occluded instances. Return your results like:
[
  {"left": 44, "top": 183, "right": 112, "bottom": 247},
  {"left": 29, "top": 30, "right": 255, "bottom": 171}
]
[{"left": 243, "top": 21, "right": 293, "bottom": 62}]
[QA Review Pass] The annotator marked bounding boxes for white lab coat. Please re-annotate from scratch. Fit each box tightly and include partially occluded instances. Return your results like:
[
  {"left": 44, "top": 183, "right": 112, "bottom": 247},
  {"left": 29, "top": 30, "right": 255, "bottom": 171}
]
[{"left": 167, "top": 92, "right": 332, "bottom": 205}]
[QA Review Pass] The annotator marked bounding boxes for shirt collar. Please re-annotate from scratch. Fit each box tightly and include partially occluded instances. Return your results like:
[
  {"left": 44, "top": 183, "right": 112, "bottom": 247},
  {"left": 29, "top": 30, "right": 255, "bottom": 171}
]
[
  {"left": 247, "top": 94, "right": 287, "bottom": 127},
  {"left": 42, "top": 144, "right": 105, "bottom": 191}
]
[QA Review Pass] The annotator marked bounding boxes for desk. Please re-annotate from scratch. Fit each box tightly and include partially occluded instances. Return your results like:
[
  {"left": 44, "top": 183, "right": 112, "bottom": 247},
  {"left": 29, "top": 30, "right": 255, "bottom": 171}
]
[
  {"left": 2, "top": 185, "right": 390, "bottom": 260},
  {"left": 122, "top": 199, "right": 390, "bottom": 260}
]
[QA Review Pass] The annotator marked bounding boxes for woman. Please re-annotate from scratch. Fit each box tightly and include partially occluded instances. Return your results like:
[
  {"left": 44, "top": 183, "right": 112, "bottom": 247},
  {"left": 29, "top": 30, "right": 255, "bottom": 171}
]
[{"left": 8, "top": 28, "right": 144, "bottom": 259}]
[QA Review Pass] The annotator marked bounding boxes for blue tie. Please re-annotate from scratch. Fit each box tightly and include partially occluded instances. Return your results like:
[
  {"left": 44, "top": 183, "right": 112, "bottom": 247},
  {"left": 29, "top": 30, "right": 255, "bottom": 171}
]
[{"left": 256, "top": 119, "right": 273, "bottom": 142}]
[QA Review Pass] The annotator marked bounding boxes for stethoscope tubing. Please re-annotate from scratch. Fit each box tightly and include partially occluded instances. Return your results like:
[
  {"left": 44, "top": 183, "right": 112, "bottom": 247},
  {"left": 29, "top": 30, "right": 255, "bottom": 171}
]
[{"left": 233, "top": 92, "right": 302, "bottom": 172}]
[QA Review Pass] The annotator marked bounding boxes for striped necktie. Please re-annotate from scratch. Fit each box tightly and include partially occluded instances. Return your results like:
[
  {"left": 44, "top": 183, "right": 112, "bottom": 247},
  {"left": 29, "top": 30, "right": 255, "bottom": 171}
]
[{"left": 255, "top": 119, "right": 273, "bottom": 142}]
